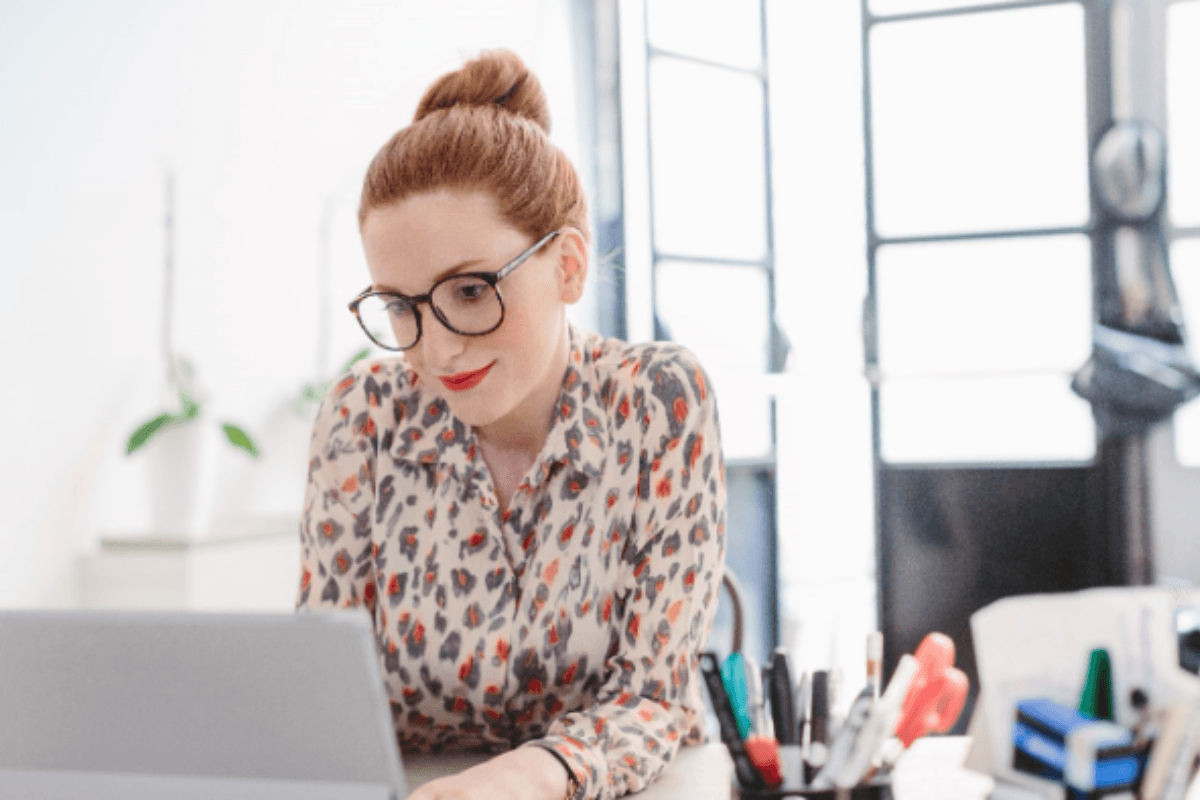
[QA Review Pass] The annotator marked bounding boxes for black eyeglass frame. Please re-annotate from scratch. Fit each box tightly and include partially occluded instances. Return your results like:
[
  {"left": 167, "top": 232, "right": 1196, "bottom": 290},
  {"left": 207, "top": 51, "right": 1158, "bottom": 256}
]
[{"left": 348, "top": 230, "right": 562, "bottom": 352}]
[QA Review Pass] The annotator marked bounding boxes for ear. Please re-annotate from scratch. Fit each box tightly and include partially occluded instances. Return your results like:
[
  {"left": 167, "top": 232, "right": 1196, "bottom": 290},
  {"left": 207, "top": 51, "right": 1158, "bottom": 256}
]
[{"left": 554, "top": 227, "right": 589, "bottom": 304}]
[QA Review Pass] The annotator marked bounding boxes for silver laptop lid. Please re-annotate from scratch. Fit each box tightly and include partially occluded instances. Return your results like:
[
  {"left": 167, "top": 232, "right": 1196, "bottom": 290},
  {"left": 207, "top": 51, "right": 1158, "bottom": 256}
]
[{"left": 0, "top": 609, "right": 404, "bottom": 799}]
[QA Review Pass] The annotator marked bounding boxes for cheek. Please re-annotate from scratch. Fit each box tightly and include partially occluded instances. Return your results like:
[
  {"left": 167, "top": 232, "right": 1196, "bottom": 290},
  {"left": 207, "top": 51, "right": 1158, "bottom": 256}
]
[
  {"left": 399, "top": 352, "right": 432, "bottom": 386},
  {"left": 493, "top": 308, "right": 547, "bottom": 367},
  {"left": 504, "top": 281, "right": 559, "bottom": 340}
]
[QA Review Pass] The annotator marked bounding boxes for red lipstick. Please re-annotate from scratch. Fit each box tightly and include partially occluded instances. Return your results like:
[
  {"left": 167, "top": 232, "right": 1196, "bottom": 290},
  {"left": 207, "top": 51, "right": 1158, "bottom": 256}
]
[{"left": 438, "top": 361, "right": 495, "bottom": 392}]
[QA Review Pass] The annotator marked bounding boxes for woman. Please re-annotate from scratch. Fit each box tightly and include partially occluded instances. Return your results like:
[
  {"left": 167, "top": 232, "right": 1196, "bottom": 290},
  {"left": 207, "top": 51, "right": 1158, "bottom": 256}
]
[{"left": 296, "top": 49, "right": 727, "bottom": 800}]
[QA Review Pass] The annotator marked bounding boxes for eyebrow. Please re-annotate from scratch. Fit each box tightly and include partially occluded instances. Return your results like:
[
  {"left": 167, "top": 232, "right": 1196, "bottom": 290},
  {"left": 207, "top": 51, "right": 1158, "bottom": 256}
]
[{"left": 371, "top": 257, "right": 489, "bottom": 295}]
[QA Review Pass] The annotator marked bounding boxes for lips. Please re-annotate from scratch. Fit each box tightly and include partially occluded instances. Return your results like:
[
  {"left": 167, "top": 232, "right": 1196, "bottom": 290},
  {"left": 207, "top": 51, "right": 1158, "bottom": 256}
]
[{"left": 438, "top": 361, "right": 496, "bottom": 392}]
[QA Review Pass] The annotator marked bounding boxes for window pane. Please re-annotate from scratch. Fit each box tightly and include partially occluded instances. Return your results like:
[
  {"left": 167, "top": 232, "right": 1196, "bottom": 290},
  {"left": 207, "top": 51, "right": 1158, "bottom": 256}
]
[
  {"left": 870, "top": 4, "right": 1089, "bottom": 237},
  {"left": 1173, "top": 239, "right": 1200, "bottom": 466},
  {"left": 655, "top": 260, "right": 772, "bottom": 460},
  {"left": 656, "top": 260, "right": 770, "bottom": 373},
  {"left": 649, "top": 57, "right": 767, "bottom": 261},
  {"left": 1168, "top": 1, "right": 1200, "bottom": 227},
  {"left": 646, "top": 0, "right": 762, "bottom": 70},
  {"left": 877, "top": 235, "right": 1092, "bottom": 375},
  {"left": 881, "top": 375, "right": 1095, "bottom": 463}
]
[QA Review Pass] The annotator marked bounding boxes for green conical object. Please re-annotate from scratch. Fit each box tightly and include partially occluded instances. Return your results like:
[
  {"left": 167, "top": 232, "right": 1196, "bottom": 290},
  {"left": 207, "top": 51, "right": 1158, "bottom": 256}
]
[{"left": 1079, "top": 648, "right": 1114, "bottom": 720}]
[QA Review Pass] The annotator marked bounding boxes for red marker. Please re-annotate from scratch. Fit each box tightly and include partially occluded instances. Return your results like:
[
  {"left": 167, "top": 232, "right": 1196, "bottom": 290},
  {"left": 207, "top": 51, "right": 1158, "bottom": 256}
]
[{"left": 744, "top": 656, "right": 782, "bottom": 788}]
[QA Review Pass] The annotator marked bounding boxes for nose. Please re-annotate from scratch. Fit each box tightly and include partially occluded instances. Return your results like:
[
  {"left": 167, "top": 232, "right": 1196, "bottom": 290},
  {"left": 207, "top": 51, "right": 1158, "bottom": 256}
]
[{"left": 416, "top": 306, "right": 466, "bottom": 370}]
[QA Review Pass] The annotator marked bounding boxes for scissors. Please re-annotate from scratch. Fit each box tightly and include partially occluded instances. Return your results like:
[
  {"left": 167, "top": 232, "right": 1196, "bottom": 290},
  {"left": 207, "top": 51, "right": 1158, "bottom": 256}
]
[{"left": 893, "top": 632, "right": 969, "bottom": 747}]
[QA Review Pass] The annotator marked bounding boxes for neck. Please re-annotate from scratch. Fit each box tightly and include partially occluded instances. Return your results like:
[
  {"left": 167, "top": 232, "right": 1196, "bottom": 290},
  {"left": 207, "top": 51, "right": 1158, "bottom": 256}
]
[{"left": 475, "top": 319, "right": 571, "bottom": 459}]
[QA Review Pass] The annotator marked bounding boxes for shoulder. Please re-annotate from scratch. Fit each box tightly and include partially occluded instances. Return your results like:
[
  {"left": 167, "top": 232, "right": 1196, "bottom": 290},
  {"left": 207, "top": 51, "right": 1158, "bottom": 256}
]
[
  {"left": 584, "top": 332, "right": 710, "bottom": 401},
  {"left": 575, "top": 329, "right": 715, "bottom": 437},
  {"left": 313, "top": 355, "right": 426, "bottom": 439}
]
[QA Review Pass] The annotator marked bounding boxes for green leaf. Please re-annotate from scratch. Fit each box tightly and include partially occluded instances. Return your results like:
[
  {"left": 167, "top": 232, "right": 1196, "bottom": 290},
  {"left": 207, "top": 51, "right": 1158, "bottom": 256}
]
[
  {"left": 301, "top": 385, "right": 321, "bottom": 402},
  {"left": 221, "top": 423, "right": 260, "bottom": 457},
  {"left": 342, "top": 347, "right": 371, "bottom": 373},
  {"left": 126, "top": 413, "right": 175, "bottom": 455},
  {"left": 179, "top": 391, "right": 201, "bottom": 420}
]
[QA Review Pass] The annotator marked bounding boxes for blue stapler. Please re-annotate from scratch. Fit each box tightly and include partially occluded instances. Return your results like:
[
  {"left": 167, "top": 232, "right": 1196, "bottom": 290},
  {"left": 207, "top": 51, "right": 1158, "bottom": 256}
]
[{"left": 1012, "top": 698, "right": 1146, "bottom": 797}]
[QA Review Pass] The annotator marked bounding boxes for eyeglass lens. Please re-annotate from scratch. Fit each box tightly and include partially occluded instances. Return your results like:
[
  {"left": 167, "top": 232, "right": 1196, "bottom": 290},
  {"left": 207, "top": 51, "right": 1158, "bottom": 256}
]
[{"left": 356, "top": 275, "right": 504, "bottom": 349}]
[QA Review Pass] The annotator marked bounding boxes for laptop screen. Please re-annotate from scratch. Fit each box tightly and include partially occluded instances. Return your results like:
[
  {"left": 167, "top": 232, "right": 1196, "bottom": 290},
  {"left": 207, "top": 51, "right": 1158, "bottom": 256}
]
[{"left": 0, "top": 609, "right": 405, "bottom": 799}]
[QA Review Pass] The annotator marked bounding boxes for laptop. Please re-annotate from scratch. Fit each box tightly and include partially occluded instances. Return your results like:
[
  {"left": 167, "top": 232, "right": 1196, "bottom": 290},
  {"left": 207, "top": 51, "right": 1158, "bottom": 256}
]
[{"left": 0, "top": 609, "right": 406, "bottom": 800}]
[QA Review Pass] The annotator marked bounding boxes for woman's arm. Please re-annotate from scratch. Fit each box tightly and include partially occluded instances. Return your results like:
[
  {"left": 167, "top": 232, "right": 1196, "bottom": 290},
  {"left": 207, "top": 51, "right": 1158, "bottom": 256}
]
[
  {"left": 524, "top": 348, "right": 727, "bottom": 800},
  {"left": 296, "top": 369, "right": 378, "bottom": 614},
  {"left": 407, "top": 744, "right": 571, "bottom": 800}
]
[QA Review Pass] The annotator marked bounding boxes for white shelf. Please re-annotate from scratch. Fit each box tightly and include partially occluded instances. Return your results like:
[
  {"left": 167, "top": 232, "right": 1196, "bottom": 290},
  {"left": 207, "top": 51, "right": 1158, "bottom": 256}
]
[{"left": 81, "top": 517, "right": 301, "bottom": 612}]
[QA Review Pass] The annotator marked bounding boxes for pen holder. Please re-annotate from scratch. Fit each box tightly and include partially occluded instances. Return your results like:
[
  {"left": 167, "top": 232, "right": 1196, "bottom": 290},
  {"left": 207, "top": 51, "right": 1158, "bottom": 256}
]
[
  {"left": 734, "top": 777, "right": 892, "bottom": 800},
  {"left": 711, "top": 575, "right": 893, "bottom": 800}
]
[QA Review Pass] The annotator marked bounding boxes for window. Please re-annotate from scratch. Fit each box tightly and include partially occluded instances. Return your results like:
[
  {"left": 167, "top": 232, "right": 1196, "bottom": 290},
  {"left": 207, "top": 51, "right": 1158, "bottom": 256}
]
[
  {"left": 618, "top": 0, "right": 880, "bottom": 691},
  {"left": 866, "top": 0, "right": 1096, "bottom": 466}
]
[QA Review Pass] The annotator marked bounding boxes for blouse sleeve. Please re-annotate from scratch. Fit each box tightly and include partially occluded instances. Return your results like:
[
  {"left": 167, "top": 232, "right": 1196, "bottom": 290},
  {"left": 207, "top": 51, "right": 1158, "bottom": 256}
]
[
  {"left": 526, "top": 348, "right": 727, "bottom": 800},
  {"left": 295, "top": 368, "right": 380, "bottom": 614}
]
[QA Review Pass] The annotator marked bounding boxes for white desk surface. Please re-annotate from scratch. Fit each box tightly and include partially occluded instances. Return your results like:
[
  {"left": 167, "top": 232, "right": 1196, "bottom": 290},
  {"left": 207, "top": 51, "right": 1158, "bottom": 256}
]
[
  {"left": 0, "top": 736, "right": 1017, "bottom": 800},
  {"left": 406, "top": 737, "right": 993, "bottom": 800},
  {"left": 405, "top": 743, "right": 734, "bottom": 800},
  {"left": 890, "top": 736, "right": 994, "bottom": 800}
]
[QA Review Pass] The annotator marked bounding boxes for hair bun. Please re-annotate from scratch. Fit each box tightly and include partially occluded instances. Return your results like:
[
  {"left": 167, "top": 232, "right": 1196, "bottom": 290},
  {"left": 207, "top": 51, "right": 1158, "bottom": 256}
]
[{"left": 414, "top": 49, "right": 551, "bottom": 134}]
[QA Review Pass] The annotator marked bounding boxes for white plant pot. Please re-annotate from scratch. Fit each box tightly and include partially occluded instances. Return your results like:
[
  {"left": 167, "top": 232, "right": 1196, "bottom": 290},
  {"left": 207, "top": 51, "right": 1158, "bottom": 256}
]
[
  {"left": 144, "top": 420, "right": 213, "bottom": 539},
  {"left": 209, "top": 403, "right": 309, "bottom": 526}
]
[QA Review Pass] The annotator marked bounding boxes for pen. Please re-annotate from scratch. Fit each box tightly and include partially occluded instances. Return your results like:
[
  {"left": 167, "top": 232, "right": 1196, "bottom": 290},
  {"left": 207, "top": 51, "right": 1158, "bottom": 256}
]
[
  {"left": 744, "top": 654, "right": 782, "bottom": 788},
  {"left": 767, "top": 649, "right": 797, "bottom": 745},
  {"left": 810, "top": 670, "right": 829, "bottom": 745},
  {"left": 766, "top": 649, "right": 800, "bottom": 788},
  {"left": 797, "top": 671, "right": 811, "bottom": 783},
  {"left": 699, "top": 652, "right": 763, "bottom": 790},
  {"left": 867, "top": 632, "right": 883, "bottom": 702},
  {"left": 804, "top": 670, "right": 830, "bottom": 784},
  {"left": 834, "top": 653, "right": 920, "bottom": 788},
  {"left": 720, "top": 651, "right": 752, "bottom": 740},
  {"left": 812, "top": 686, "right": 874, "bottom": 789}
]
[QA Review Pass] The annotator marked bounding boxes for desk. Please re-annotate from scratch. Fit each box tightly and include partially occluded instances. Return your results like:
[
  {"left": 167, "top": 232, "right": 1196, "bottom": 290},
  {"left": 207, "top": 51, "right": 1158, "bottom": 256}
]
[
  {"left": 405, "top": 738, "right": 991, "bottom": 800},
  {"left": 405, "top": 744, "right": 734, "bottom": 800},
  {"left": 889, "top": 737, "right": 993, "bottom": 800}
]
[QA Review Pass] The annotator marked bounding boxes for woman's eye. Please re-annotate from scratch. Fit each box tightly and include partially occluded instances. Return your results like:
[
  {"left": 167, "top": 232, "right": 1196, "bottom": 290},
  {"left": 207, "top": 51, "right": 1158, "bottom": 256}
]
[
  {"left": 385, "top": 299, "right": 414, "bottom": 317},
  {"left": 456, "top": 282, "right": 488, "bottom": 301}
]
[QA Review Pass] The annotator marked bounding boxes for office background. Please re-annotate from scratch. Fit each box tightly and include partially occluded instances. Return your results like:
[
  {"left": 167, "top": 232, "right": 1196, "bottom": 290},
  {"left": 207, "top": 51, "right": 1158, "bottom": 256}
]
[{"left": 1, "top": 0, "right": 1198, "bottom": 704}]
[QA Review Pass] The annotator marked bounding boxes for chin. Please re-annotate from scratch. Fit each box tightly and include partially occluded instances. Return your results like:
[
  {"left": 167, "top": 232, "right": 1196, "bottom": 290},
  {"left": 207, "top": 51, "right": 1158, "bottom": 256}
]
[{"left": 438, "top": 386, "right": 514, "bottom": 428}]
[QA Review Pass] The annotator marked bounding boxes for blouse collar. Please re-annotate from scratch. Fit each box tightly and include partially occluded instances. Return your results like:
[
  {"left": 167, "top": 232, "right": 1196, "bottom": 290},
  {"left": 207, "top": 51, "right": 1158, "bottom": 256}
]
[{"left": 388, "top": 324, "right": 608, "bottom": 486}]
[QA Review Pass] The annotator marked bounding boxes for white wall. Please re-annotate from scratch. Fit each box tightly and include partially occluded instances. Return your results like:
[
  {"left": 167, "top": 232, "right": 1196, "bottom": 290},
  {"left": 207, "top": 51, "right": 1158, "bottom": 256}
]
[{"left": 0, "top": 0, "right": 588, "bottom": 608}]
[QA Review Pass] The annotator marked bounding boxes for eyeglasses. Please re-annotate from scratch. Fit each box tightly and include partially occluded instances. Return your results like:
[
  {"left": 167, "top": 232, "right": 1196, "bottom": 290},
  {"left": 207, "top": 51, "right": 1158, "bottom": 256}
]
[{"left": 349, "top": 230, "right": 560, "bottom": 351}]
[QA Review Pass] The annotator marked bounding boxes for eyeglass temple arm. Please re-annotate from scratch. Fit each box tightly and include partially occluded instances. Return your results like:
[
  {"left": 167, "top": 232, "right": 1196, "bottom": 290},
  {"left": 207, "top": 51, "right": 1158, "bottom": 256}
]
[{"left": 495, "top": 230, "right": 561, "bottom": 281}]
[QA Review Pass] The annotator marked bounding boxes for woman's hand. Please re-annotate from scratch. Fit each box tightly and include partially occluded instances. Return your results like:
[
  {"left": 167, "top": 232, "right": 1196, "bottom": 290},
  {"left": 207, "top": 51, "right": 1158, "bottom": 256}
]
[{"left": 407, "top": 745, "right": 572, "bottom": 800}]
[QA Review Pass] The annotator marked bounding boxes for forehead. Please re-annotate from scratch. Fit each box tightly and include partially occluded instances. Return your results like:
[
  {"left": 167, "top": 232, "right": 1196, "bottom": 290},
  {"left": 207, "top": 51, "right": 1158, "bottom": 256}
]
[{"left": 361, "top": 190, "right": 524, "bottom": 281}]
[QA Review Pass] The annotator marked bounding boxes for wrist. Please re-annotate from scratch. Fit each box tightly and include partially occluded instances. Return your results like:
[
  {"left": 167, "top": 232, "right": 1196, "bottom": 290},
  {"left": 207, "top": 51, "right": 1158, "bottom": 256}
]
[{"left": 515, "top": 744, "right": 576, "bottom": 800}]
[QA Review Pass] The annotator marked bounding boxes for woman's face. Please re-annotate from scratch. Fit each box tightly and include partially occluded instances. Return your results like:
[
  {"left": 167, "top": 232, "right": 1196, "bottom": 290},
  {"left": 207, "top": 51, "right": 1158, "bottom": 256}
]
[{"left": 360, "top": 189, "right": 586, "bottom": 431}]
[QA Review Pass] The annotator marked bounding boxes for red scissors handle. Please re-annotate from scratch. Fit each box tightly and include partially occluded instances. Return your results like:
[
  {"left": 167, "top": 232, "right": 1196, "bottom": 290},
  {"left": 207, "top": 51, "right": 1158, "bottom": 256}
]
[
  {"left": 894, "top": 632, "right": 970, "bottom": 747},
  {"left": 894, "top": 667, "right": 968, "bottom": 747}
]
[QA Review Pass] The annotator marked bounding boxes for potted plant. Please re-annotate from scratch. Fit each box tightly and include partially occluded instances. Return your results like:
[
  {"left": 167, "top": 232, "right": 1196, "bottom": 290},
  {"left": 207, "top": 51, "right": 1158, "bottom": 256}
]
[
  {"left": 126, "top": 362, "right": 259, "bottom": 458},
  {"left": 125, "top": 358, "right": 260, "bottom": 538},
  {"left": 121, "top": 173, "right": 260, "bottom": 538}
]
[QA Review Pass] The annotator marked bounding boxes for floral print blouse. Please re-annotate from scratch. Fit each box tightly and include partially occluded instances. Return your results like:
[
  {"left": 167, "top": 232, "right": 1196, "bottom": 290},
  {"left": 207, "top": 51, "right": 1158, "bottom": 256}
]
[{"left": 296, "top": 324, "right": 727, "bottom": 800}]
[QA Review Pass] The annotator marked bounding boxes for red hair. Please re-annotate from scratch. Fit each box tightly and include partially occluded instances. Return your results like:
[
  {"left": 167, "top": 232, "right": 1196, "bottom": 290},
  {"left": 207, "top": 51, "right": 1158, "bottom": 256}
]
[{"left": 358, "top": 49, "right": 589, "bottom": 244}]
